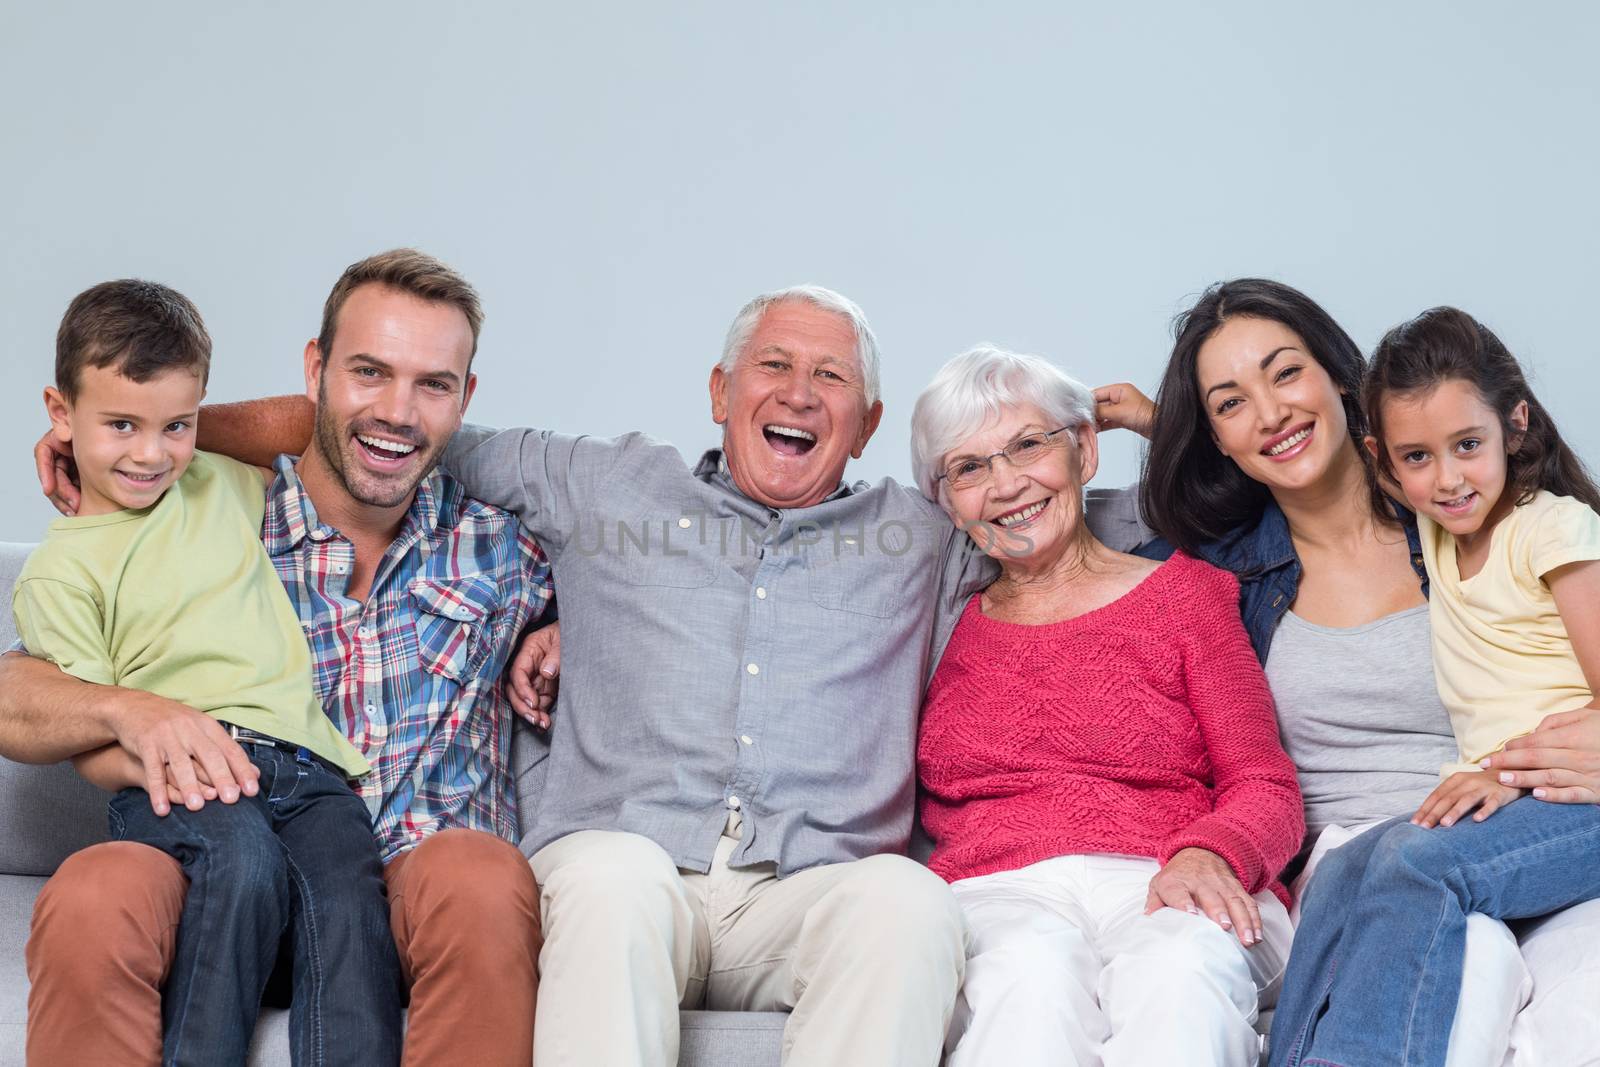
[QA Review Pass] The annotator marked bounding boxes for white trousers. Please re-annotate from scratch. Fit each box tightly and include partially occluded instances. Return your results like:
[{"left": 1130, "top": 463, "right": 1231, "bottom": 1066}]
[
  {"left": 1295, "top": 821, "right": 1600, "bottom": 1067},
  {"left": 527, "top": 814, "right": 965, "bottom": 1067},
  {"left": 945, "top": 853, "right": 1294, "bottom": 1067}
]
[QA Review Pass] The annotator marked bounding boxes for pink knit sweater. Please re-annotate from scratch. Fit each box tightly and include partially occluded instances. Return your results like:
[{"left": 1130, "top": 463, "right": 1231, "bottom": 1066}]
[{"left": 918, "top": 552, "right": 1304, "bottom": 905}]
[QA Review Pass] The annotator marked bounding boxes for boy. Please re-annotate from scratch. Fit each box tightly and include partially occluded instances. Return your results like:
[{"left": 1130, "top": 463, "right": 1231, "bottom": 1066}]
[{"left": 12, "top": 280, "right": 402, "bottom": 1066}]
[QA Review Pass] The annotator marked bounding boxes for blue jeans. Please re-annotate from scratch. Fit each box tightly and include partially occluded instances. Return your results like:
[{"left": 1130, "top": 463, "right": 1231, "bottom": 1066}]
[
  {"left": 1268, "top": 800, "right": 1600, "bottom": 1067},
  {"left": 110, "top": 745, "right": 402, "bottom": 1067}
]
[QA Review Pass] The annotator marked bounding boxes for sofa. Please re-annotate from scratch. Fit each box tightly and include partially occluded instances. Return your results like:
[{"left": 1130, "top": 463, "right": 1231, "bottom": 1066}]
[{"left": 0, "top": 540, "right": 1273, "bottom": 1065}]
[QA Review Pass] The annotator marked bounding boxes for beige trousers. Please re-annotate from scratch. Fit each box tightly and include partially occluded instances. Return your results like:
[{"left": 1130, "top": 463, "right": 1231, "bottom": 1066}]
[{"left": 528, "top": 813, "right": 965, "bottom": 1067}]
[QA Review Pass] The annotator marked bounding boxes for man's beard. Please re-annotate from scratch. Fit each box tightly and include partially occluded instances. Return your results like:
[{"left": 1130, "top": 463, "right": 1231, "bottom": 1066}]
[{"left": 312, "top": 379, "right": 439, "bottom": 509}]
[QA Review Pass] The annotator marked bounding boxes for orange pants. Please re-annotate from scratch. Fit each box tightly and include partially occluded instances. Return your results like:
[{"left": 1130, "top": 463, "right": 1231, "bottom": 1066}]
[{"left": 25, "top": 828, "right": 541, "bottom": 1066}]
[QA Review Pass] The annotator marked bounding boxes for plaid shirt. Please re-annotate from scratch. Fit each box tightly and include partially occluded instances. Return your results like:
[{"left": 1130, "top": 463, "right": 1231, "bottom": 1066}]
[{"left": 262, "top": 455, "right": 552, "bottom": 862}]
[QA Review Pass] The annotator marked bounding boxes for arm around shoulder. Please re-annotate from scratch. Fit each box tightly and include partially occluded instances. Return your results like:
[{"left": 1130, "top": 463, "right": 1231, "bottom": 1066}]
[
  {"left": 196, "top": 395, "right": 314, "bottom": 467},
  {"left": 441, "top": 424, "right": 631, "bottom": 549}
]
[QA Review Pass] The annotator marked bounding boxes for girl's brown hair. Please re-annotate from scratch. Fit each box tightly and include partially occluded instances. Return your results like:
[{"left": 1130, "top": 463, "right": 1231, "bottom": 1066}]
[{"left": 1365, "top": 306, "right": 1600, "bottom": 514}]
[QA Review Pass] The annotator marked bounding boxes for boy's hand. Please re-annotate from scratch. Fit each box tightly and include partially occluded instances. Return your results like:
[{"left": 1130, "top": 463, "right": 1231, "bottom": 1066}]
[
  {"left": 1412, "top": 771, "right": 1523, "bottom": 828},
  {"left": 112, "top": 693, "right": 260, "bottom": 815},
  {"left": 506, "top": 621, "right": 561, "bottom": 729}
]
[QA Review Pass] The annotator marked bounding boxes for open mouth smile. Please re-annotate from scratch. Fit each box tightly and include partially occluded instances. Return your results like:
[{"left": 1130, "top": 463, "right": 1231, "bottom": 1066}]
[
  {"left": 762, "top": 424, "right": 818, "bottom": 457},
  {"left": 114, "top": 469, "right": 168, "bottom": 489},
  {"left": 1436, "top": 491, "right": 1478, "bottom": 516},
  {"left": 992, "top": 498, "right": 1050, "bottom": 528},
  {"left": 1261, "top": 423, "right": 1314, "bottom": 460},
  {"left": 353, "top": 432, "right": 420, "bottom": 470}
]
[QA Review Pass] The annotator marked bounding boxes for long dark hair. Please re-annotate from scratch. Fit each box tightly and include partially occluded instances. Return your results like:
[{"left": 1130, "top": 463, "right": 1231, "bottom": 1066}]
[
  {"left": 1140, "top": 278, "right": 1388, "bottom": 555},
  {"left": 1365, "top": 306, "right": 1600, "bottom": 514}
]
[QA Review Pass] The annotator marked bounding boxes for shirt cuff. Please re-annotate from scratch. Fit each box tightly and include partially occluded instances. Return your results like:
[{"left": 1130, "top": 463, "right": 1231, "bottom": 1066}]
[{"left": 1160, "top": 816, "right": 1267, "bottom": 894}]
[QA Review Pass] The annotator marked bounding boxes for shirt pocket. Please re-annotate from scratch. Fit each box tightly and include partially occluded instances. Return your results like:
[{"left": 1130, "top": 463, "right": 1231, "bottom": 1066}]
[
  {"left": 807, "top": 553, "right": 898, "bottom": 618},
  {"left": 615, "top": 518, "right": 719, "bottom": 589},
  {"left": 410, "top": 573, "right": 499, "bottom": 682}
]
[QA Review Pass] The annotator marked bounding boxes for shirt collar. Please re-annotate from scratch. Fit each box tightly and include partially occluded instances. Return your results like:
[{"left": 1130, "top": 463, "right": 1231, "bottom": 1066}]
[
  {"left": 692, "top": 448, "right": 857, "bottom": 508},
  {"left": 263, "top": 453, "right": 451, "bottom": 555}
]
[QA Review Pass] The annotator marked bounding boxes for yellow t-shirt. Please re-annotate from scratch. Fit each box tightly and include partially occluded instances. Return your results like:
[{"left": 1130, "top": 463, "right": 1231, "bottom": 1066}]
[
  {"left": 1421, "top": 490, "right": 1600, "bottom": 776},
  {"left": 10, "top": 451, "right": 368, "bottom": 778}
]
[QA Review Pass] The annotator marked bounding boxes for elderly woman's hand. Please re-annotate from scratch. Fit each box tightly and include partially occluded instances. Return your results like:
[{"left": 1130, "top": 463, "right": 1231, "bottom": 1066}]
[
  {"left": 1481, "top": 706, "right": 1600, "bottom": 803},
  {"left": 1145, "top": 847, "right": 1262, "bottom": 947}
]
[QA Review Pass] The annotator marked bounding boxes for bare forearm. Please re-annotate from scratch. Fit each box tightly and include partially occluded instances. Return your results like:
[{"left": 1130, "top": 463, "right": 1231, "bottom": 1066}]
[
  {"left": 0, "top": 652, "right": 124, "bottom": 762},
  {"left": 197, "top": 395, "right": 315, "bottom": 466},
  {"left": 71, "top": 743, "right": 144, "bottom": 792}
]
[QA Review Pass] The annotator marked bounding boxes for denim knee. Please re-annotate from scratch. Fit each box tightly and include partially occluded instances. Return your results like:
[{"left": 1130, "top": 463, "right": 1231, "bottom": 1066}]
[{"left": 1367, "top": 822, "right": 1461, "bottom": 889}]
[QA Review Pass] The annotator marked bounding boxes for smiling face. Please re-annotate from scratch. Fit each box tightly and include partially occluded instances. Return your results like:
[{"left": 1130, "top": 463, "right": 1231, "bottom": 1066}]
[
  {"left": 938, "top": 401, "right": 1096, "bottom": 569},
  {"left": 1195, "top": 315, "right": 1353, "bottom": 494},
  {"left": 45, "top": 364, "right": 204, "bottom": 515},
  {"left": 709, "top": 300, "right": 884, "bottom": 509},
  {"left": 304, "top": 282, "right": 477, "bottom": 512},
  {"left": 1374, "top": 378, "right": 1525, "bottom": 539}
]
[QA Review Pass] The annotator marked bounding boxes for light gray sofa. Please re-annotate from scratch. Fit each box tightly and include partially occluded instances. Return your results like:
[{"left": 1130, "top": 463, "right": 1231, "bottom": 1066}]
[{"left": 0, "top": 541, "right": 783, "bottom": 1066}]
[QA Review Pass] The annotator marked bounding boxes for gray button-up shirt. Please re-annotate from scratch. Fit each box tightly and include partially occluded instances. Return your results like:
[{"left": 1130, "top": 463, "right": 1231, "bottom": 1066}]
[{"left": 443, "top": 425, "right": 1147, "bottom": 876}]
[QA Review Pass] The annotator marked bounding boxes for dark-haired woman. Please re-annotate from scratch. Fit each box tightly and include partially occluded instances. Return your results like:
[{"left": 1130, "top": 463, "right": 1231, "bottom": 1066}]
[{"left": 1098, "top": 278, "right": 1600, "bottom": 1067}]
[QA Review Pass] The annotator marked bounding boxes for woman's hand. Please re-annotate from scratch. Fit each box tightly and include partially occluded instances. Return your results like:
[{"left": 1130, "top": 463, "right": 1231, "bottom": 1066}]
[
  {"left": 1092, "top": 382, "right": 1156, "bottom": 439},
  {"left": 505, "top": 621, "right": 561, "bottom": 729},
  {"left": 1412, "top": 770, "right": 1522, "bottom": 827},
  {"left": 1145, "top": 847, "right": 1262, "bottom": 946},
  {"left": 1481, "top": 706, "right": 1600, "bottom": 803}
]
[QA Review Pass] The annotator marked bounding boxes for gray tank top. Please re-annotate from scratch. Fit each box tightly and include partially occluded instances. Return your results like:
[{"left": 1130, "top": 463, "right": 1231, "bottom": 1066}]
[{"left": 1264, "top": 605, "right": 1458, "bottom": 843}]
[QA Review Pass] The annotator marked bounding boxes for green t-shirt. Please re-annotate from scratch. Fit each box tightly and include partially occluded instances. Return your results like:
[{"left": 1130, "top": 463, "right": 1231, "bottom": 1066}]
[{"left": 11, "top": 451, "right": 368, "bottom": 778}]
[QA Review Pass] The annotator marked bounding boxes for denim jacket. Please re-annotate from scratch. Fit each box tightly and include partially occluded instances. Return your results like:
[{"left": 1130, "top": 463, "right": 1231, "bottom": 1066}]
[{"left": 1136, "top": 497, "right": 1428, "bottom": 663}]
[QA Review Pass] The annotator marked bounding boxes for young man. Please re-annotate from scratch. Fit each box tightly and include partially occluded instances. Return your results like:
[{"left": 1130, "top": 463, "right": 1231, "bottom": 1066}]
[
  {"left": 14, "top": 279, "right": 401, "bottom": 1066},
  {"left": 2, "top": 250, "right": 551, "bottom": 1066}
]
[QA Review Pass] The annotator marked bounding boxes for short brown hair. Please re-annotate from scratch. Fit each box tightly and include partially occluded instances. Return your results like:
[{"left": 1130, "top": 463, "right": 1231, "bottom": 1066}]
[
  {"left": 318, "top": 249, "right": 484, "bottom": 365},
  {"left": 55, "top": 280, "right": 212, "bottom": 402}
]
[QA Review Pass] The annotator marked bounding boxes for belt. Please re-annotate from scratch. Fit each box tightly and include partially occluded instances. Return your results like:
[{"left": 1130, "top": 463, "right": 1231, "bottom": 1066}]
[{"left": 220, "top": 722, "right": 350, "bottom": 781}]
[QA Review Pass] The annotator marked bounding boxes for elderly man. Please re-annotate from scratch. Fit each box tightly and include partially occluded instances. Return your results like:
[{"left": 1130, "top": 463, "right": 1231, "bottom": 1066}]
[
  {"left": 207, "top": 285, "right": 1148, "bottom": 1066},
  {"left": 4, "top": 249, "right": 551, "bottom": 1066}
]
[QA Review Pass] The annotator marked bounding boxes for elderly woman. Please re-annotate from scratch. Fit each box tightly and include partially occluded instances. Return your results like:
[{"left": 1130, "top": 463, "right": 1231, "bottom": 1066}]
[{"left": 911, "top": 345, "right": 1303, "bottom": 1066}]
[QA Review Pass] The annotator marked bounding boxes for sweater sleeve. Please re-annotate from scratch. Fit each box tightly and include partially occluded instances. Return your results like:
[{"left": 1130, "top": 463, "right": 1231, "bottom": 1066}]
[{"left": 1158, "top": 557, "right": 1305, "bottom": 892}]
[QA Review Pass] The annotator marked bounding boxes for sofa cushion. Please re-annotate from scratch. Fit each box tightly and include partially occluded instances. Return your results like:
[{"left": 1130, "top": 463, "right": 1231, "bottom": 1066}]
[
  {"left": 0, "top": 759, "right": 110, "bottom": 878},
  {"left": 680, "top": 1011, "right": 786, "bottom": 1065}
]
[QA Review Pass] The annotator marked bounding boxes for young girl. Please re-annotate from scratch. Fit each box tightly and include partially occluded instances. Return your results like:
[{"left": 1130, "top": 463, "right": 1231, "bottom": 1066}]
[{"left": 1267, "top": 306, "right": 1600, "bottom": 1067}]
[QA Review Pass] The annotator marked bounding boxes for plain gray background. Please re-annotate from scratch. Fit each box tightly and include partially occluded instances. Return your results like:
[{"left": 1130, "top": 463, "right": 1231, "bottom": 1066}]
[{"left": 2, "top": 1, "right": 1596, "bottom": 541}]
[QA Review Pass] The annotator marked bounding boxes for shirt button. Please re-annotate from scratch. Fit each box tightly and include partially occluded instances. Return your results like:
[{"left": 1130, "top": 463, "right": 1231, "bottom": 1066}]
[
  {"left": 678, "top": 516, "right": 693, "bottom": 529},
  {"left": 359, "top": 626, "right": 373, "bottom": 637},
  {"left": 333, "top": 563, "right": 347, "bottom": 574},
  {"left": 755, "top": 587, "right": 767, "bottom": 600},
  {"left": 740, "top": 735, "right": 754, "bottom": 746},
  {"left": 746, "top": 663, "right": 759, "bottom": 676},
  {"left": 727, "top": 795, "right": 741, "bottom": 810}
]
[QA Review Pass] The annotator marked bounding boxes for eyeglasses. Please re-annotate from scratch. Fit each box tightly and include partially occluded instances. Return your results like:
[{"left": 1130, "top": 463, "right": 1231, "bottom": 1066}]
[{"left": 936, "top": 426, "right": 1074, "bottom": 491}]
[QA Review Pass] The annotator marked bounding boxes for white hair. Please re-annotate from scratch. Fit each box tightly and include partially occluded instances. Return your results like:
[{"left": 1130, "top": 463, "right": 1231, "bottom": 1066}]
[
  {"left": 910, "top": 344, "right": 1096, "bottom": 500},
  {"left": 719, "top": 285, "right": 881, "bottom": 405}
]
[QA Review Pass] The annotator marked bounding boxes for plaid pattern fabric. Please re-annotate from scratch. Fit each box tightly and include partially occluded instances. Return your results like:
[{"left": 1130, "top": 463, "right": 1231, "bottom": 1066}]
[{"left": 262, "top": 455, "right": 552, "bottom": 861}]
